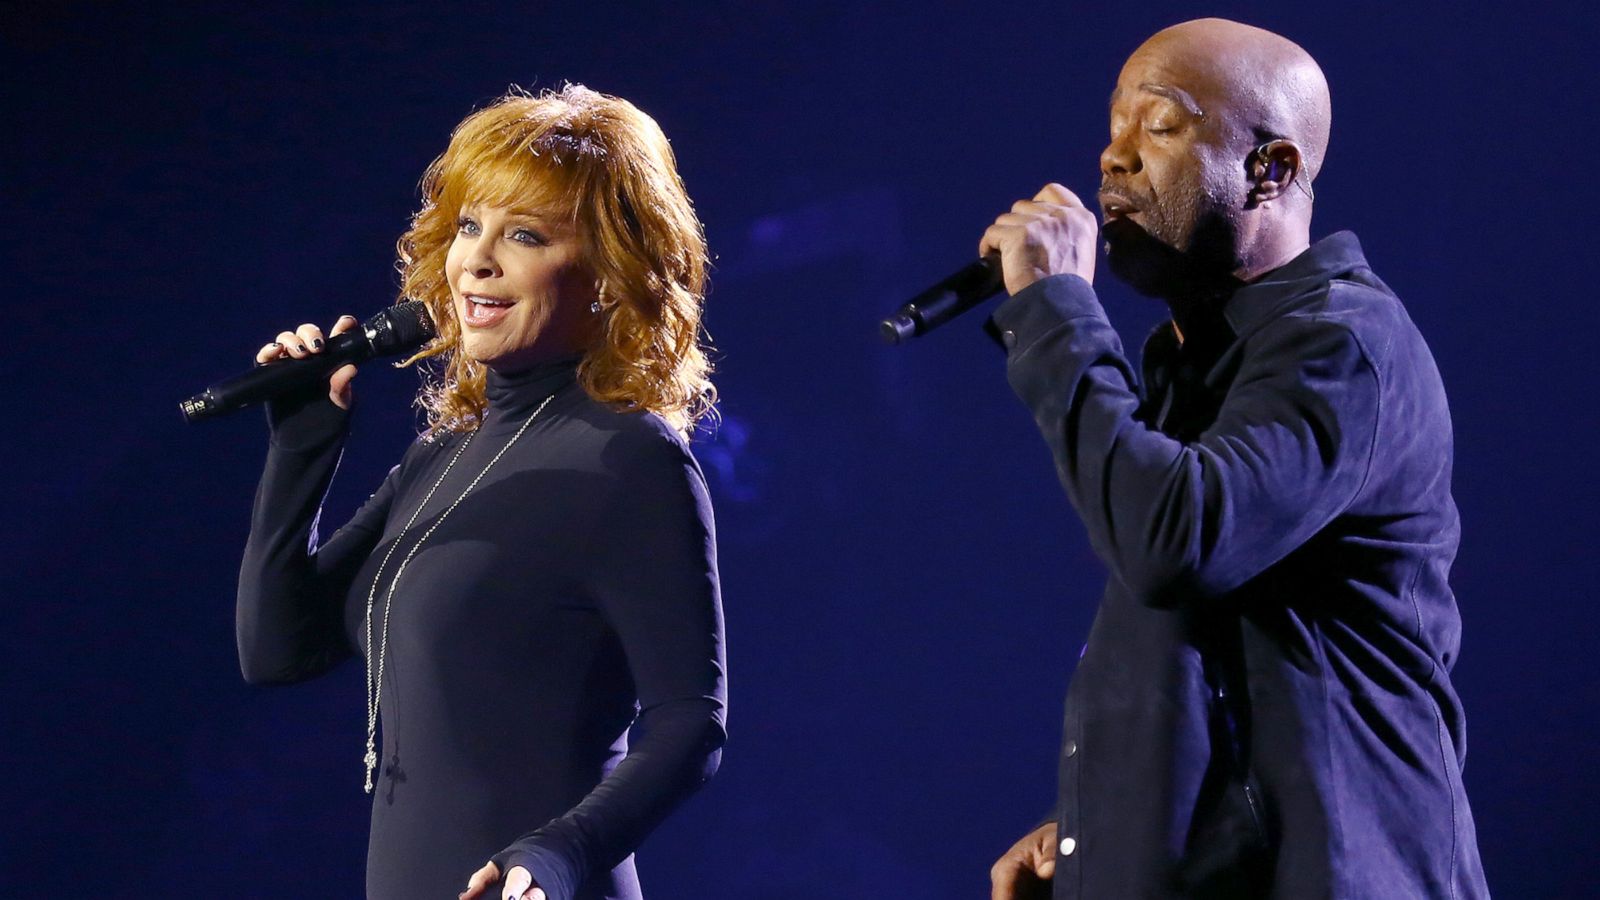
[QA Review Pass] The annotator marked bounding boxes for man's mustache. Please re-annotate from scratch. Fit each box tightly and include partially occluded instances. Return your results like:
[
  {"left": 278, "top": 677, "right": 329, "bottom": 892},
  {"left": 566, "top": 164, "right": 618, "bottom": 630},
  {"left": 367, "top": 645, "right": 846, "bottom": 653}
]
[{"left": 1099, "top": 180, "right": 1157, "bottom": 213}]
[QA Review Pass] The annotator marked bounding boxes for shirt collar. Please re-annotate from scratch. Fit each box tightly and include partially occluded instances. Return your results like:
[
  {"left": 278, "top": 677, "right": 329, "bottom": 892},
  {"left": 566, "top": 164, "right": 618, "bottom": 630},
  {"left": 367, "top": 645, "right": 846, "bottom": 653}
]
[
  {"left": 1142, "top": 231, "right": 1370, "bottom": 382},
  {"left": 1222, "top": 230, "right": 1369, "bottom": 334},
  {"left": 484, "top": 355, "right": 582, "bottom": 421}
]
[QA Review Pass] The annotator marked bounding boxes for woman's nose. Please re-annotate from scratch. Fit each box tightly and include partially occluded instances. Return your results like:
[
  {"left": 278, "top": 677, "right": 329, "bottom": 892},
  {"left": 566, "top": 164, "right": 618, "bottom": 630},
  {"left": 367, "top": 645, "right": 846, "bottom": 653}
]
[{"left": 462, "top": 245, "right": 499, "bottom": 278}]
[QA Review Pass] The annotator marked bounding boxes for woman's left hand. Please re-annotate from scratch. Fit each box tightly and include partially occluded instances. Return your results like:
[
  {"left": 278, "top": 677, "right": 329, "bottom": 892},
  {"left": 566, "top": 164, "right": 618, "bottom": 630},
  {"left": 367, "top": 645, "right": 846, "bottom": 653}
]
[{"left": 460, "top": 861, "right": 546, "bottom": 900}]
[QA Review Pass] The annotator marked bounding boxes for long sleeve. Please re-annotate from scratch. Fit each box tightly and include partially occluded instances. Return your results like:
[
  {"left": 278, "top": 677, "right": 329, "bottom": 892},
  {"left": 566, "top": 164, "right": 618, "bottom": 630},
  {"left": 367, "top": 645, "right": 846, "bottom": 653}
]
[
  {"left": 235, "top": 394, "right": 396, "bottom": 685},
  {"left": 490, "top": 428, "right": 727, "bottom": 900},
  {"left": 991, "top": 274, "right": 1380, "bottom": 608}
]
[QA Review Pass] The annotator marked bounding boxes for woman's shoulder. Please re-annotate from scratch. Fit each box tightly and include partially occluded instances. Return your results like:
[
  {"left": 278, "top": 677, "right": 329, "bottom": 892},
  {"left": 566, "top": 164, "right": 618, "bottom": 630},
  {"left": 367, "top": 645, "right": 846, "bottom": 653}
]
[
  {"left": 381, "top": 422, "right": 470, "bottom": 484},
  {"left": 405, "top": 423, "right": 471, "bottom": 456},
  {"left": 560, "top": 391, "right": 685, "bottom": 446},
  {"left": 560, "top": 394, "right": 701, "bottom": 479}
]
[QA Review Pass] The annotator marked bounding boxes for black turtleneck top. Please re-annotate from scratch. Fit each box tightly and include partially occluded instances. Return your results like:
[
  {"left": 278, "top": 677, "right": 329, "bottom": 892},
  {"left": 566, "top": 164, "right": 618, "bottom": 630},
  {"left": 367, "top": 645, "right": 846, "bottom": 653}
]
[{"left": 237, "top": 359, "right": 726, "bottom": 900}]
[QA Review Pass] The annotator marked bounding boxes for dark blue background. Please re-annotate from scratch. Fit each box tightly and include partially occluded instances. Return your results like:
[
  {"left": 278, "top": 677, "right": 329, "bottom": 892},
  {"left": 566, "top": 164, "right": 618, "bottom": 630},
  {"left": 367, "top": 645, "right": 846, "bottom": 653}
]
[{"left": 5, "top": 1, "right": 1597, "bottom": 895}]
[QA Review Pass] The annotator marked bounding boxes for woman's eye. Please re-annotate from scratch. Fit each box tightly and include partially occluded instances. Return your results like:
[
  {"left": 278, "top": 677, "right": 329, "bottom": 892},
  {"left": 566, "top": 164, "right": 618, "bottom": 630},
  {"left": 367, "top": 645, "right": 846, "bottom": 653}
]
[
  {"left": 511, "top": 228, "right": 547, "bottom": 246},
  {"left": 456, "top": 216, "right": 480, "bottom": 235}
]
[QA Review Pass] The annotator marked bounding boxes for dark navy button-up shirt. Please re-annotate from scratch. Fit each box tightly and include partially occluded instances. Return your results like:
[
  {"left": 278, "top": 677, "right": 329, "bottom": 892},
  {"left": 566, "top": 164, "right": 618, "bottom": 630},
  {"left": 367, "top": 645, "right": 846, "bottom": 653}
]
[{"left": 990, "top": 233, "right": 1487, "bottom": 899}]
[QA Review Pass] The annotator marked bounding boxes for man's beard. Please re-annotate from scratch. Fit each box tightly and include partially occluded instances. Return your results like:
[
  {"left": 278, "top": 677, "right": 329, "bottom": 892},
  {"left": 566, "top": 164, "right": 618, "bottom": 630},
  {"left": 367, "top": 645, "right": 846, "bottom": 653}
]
[{"left": 1101, "top": 176, "right": 1242, "bottom": 301}]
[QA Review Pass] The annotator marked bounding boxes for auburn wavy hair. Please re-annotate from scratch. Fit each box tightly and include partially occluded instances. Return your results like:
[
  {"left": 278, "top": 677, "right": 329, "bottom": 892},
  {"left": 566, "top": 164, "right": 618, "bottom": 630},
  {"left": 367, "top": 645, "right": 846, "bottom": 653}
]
[{"left": 395, "top": 84, "right": 714, "bottom": 436}]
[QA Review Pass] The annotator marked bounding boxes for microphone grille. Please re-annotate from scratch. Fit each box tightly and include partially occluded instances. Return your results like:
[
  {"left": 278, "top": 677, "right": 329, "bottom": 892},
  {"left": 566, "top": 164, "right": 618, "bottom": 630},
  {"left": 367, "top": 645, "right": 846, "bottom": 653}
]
[{"left": 367, "top": 300, "right": 438, "bottom": 355}]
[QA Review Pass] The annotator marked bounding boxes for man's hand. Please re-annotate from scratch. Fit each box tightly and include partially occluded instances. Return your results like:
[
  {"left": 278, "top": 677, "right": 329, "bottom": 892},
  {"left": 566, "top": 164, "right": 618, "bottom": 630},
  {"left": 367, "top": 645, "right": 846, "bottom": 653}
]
[
  {"left": 979, "top": 183, "right": 1099, "bottom": 295},
  {"left": 990, "top": 822, "right": 1058, "bottom": 900},
  {"left": 460, "top": 861, "right": 546, "bottom": 900}
]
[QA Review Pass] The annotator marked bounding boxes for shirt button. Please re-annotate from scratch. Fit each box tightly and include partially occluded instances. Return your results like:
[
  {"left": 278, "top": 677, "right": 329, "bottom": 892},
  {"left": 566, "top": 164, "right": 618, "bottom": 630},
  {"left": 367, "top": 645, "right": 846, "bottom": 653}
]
[
  {"left": 1064, "top": 740, "right": 1078, "bottom": 758},
  {"left": 1001, "top": 329, "right": 1017, "bottom": 349},
  {"left": 1059, "top": 836, "right": 1078, "bottom": 856}
]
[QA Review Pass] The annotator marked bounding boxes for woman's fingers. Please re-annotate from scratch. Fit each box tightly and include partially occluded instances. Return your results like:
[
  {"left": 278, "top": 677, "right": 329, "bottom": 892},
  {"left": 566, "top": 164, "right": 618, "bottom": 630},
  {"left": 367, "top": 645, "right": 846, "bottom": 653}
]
[
  {"left": 321, "top": 316, "right": 359, "bottom": 409},
  {"left": 254, "top": 316, "right": 359, "bottom": 408},
  {"left": 459, "top": 861, "right": 499, "bottom": 900},
  {"left": 327, "top": 363, "right": 358, "bottom": 409},
  {"left": 254, "top": 341, "right": 286, "bottom": 366},
  {"left": 501, "top": 865, "right": 531, "bottom": 900},
  {"left": 275, "top": 329, "right": 308, "bottom": 358},
  {"left": 259, "top": 316, "right": 356, "bottom": 361},
  {"left": 295, "top": 322, "right": 325, "bottom": 352},
  {"left": 502, "top": 865, "right": 544, "bottom": 900}
]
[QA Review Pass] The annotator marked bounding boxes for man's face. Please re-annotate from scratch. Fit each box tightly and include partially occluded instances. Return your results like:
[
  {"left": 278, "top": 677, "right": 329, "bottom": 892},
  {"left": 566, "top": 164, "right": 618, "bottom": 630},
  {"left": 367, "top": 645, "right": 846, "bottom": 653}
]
[{"left": 1097, "top": 43, "right": 1245, "bottom": 295}]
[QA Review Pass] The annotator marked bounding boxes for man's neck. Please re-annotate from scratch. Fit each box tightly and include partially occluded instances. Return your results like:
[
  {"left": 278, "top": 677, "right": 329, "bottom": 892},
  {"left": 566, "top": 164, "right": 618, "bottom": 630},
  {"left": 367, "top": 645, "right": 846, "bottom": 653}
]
[
  {"left": 1161, "top": 276, "right": 1238, "bottom": 346},
  {"left": 1164, "top": 228, "right": 1313, "bottom": 345},
  {"left": 1234, "top": 212, "right": 1312, "bottom": 282},
  {"left": 1234, "top": 239, "right": 1310, "bottom": 283}
]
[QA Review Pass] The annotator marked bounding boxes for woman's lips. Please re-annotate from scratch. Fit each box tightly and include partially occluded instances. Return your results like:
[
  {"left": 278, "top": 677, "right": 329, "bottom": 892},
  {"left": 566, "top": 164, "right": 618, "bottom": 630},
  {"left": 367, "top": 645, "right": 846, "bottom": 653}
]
[{"left": 462, "top": 294, "right": 514, "bottom": 327}]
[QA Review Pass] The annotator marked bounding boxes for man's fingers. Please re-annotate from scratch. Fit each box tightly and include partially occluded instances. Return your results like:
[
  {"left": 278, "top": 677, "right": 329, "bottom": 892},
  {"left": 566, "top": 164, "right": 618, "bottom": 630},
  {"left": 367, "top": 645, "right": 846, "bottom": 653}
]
[
  {"left": 994, "top": 211, "right": 1047, "bottom": 228},
  {"left": 1036, "top": 856, "right": 1057, "bottom": 880},
  {"left": 1035, "top": 182, "right": 1084, "bottom": 207},
  {"left": 1011, "top": 199, "right": 1069, "bottom": 217},
  {"left": 990, "top": 857, "right": 1021, "bottom": 900},
  {"left": 526, "top": 889, "right": 548, "bottom": 900},
  {"left": 980, "top": 222, "right": 1022, "bottom": 258}
]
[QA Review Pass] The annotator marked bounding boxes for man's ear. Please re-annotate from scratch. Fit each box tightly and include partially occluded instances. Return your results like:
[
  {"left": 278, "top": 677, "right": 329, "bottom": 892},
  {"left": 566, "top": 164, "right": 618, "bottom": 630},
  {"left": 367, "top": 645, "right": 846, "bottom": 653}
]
[{"left": 1249, "top": 139, "right": 1304, "bottom": 204}]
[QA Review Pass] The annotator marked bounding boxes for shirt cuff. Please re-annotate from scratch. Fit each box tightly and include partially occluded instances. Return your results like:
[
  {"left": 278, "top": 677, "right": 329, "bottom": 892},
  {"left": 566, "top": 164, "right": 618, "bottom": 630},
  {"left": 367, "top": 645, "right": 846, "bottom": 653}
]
[{"left": 984, "top": 273, "right": 1105, "bottom": 357}]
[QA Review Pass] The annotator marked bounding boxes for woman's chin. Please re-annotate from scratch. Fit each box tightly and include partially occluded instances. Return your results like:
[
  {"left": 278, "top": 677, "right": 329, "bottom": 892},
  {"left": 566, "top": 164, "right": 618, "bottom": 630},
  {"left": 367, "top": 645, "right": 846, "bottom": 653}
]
[
  {"left": 460, "top": 328, "right": 512, "bottom": 354},
  {"left": 468, "top": 343, "right": 570, "bottom": 375}
]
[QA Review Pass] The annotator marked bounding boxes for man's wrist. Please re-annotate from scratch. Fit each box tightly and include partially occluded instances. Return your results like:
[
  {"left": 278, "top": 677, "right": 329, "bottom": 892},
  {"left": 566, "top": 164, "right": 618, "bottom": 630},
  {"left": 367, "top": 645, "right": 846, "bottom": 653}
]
[{"left": 986, "top": 273, "right": 1103, "bottom": 356}]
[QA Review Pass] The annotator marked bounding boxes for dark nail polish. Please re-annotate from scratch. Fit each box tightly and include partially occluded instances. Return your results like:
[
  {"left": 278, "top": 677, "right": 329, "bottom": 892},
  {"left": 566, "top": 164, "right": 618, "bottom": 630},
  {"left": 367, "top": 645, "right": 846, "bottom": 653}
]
[
  {"left": 298, "top": 344, "right": 308, "bottom": 353},
  {"left": 313, "top": 338, "right": 324, "bottom": 349}
]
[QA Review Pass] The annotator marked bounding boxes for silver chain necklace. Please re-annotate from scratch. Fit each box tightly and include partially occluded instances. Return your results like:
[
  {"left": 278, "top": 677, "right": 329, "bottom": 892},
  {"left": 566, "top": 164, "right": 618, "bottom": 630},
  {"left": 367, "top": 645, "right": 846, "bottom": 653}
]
[{"left": 360, "top": 393, "right": 555, "bottom": 793}]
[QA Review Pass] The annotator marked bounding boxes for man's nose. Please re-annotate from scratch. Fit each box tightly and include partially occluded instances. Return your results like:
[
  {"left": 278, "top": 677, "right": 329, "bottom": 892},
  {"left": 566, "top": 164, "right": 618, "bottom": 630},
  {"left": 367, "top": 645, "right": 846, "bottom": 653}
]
[{"left": 1100, "top": 133, "right": 1141, "bottom": 177}]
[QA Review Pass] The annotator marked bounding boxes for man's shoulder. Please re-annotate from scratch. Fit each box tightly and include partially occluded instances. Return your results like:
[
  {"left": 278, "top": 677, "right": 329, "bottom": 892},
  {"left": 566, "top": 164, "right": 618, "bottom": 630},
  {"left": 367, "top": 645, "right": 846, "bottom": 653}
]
[{"left": 1266, "top": 272, "right": 1421, "bottom": 374}]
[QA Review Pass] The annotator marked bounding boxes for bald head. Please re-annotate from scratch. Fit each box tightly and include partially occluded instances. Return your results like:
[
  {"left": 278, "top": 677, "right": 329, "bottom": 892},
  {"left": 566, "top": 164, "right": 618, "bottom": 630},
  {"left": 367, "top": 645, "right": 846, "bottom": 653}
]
[{"left": 1134, "top": 18, "right": 1332, "bottom": 182}]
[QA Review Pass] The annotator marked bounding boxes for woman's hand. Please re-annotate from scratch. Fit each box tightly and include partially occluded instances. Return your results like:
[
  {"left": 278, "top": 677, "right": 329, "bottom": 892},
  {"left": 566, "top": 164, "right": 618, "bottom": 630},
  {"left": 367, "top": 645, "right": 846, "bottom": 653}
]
[
  {"left": 254, "top": 315, "right": 360, "bottom": 409},
  {"left": 460, "top": 861, "right": 546, "bottom": 900}
]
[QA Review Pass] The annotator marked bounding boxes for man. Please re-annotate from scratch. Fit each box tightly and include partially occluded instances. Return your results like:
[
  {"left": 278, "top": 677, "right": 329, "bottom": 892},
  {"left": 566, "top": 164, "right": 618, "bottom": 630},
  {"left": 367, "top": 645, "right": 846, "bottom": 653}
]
[{"left": 981, "top": 19, "right": 1487, "bottom": 899}]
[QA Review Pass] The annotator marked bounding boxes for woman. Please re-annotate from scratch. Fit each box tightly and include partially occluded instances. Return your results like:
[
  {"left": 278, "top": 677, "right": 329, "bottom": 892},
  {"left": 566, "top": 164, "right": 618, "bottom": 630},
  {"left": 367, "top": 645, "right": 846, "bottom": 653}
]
[{"left": 237, "top": 85, "right": 725, "bottom": 900}]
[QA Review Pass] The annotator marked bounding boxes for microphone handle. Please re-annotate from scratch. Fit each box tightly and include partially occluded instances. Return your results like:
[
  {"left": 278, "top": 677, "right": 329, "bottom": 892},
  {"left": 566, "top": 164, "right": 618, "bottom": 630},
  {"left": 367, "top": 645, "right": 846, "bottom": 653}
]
[
  {"left": 879, "top": 255, "right": 1005, "bottom": 344},
  {"left": 179, "top": 329, "right": 371, "bottom": 422}
]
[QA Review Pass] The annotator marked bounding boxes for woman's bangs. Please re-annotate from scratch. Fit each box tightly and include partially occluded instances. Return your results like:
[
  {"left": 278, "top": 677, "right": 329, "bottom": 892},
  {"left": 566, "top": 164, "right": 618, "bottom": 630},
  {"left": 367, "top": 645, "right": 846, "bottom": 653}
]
[{"left": 450, "top": 139, "right": 588, "bottom": 220}]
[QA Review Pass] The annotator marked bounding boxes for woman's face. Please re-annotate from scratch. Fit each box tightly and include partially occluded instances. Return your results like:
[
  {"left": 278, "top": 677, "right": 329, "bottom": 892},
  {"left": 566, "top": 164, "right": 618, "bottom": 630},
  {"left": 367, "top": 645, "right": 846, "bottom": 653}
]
[{"left": 445, "top": 202, "right": 598, "bottom": 372}]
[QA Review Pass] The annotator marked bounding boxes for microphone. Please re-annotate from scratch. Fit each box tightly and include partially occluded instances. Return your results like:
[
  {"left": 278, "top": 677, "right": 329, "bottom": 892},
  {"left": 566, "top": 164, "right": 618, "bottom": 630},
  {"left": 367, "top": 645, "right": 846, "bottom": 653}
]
[
  {"left": 878, "top": 255, "right": 1005, "bottom": 344},
  {"left": 179, "top": 301, "right": 437, "bottom": 423}
]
